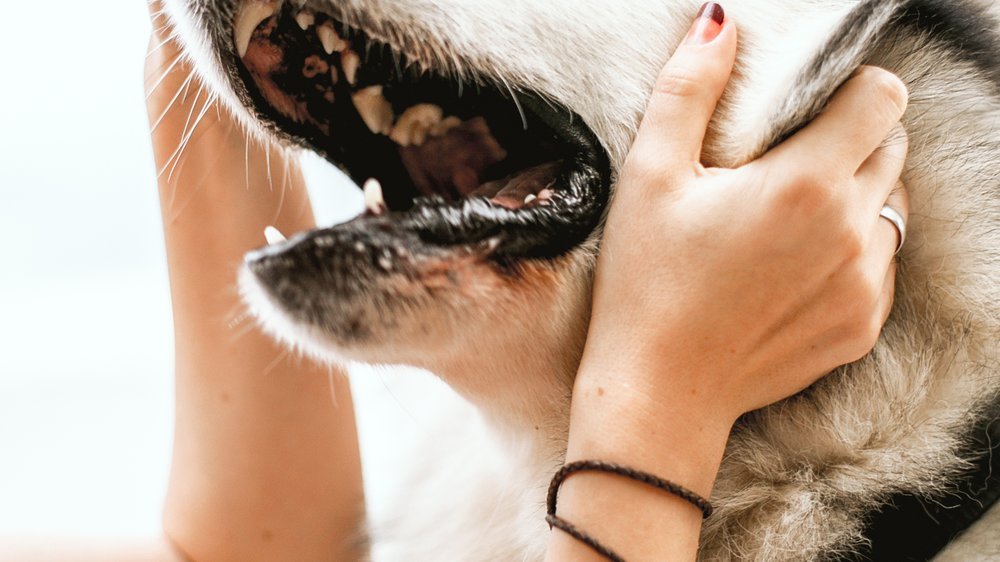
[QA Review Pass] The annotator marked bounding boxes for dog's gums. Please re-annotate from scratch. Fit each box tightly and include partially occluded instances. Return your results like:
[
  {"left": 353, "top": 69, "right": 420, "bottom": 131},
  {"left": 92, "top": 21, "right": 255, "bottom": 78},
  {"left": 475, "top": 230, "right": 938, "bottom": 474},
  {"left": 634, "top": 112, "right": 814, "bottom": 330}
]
[{"left": 234, "top": 0, "right": 610, "bottom": 271}]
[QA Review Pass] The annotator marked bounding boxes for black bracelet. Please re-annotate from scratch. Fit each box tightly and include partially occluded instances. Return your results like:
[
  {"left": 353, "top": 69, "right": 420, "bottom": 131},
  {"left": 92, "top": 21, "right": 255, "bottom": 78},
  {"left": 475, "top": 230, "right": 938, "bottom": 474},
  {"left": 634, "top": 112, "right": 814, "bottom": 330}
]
[
  {"left": 545, "top": 460, "right": 714, "bottom": 561},
  {"left": 546, "top": 513, "right": 626, "bottom": 562}
]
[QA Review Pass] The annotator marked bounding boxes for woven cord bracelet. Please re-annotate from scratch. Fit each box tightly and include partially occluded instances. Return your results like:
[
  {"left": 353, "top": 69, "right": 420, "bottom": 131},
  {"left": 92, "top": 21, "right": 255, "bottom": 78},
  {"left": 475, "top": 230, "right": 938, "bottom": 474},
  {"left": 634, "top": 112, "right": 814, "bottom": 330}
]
[{"left": 545, "top": 460, "right": 714, "bottom": 561}]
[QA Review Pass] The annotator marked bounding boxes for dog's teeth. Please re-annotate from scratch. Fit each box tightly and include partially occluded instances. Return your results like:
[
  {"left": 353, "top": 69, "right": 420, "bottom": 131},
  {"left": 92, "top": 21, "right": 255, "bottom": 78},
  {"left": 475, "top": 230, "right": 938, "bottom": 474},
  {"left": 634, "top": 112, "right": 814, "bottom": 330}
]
[
  {"left": 363, "top": 178, "right": 387, "bottom": 215},
  {"left": 352, "top": 86, "right": 394, "bottom": 135},
  {"left": 264, "top": 225, "right": 287, "bottom": 245},
  {"left": 295, "top": 10, "right": 314, "bottom": 30},
  {"left": 389, "top": 104, "right": 443, "bottom": 147},
  {"left": 330, "top": 65, "right": 339, "bottom": 85},
  {"left": 524, "top": 194, "right": 537, "bottom": 204},
  {"left": 341, "top": 50, "right": 360, "bottom": 84},
  {"left": 430, "top": 115, "right": 462, "bottom": 137},
  {"left": 317, "top": 23, "right": 348, "bottom": 55},
  {"left": 234, "top": 1, "right": 278, "bottom": 58}
]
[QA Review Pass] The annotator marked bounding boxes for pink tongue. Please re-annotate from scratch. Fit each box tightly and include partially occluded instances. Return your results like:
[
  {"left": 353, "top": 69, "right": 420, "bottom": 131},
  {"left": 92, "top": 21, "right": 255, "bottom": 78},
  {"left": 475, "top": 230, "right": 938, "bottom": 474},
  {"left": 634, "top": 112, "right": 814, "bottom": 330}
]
[{"left": 488, "top": 162, "right": 560, "bottom": 209}]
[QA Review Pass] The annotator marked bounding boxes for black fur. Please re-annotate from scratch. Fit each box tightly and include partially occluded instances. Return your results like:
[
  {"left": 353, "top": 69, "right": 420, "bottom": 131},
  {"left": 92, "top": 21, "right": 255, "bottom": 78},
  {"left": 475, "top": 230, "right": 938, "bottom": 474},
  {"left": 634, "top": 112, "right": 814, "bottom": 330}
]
[{"left": 902, "top": 0, "right": 1000, "bottom": 90}]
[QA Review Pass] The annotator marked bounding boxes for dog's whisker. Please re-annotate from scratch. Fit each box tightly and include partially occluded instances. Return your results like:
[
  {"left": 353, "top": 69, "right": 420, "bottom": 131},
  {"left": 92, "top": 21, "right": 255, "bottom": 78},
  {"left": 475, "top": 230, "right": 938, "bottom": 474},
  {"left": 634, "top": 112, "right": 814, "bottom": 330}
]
[
  {"left": 149, "top": 69, "right": 196, "bottom": 134},
  {"left": 176, "top": 96, "right": 218, "bottom": 179},
  {"left": 144, "top": 54, "right": 185, "bottom": 100}
]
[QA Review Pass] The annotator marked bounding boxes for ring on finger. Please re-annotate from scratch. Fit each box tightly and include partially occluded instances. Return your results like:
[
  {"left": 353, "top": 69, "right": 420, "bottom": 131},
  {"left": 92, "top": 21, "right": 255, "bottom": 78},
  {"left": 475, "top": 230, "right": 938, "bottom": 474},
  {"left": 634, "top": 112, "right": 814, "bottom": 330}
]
[{"left": 879, "top": 205, "right": 907, "bottom": 256}]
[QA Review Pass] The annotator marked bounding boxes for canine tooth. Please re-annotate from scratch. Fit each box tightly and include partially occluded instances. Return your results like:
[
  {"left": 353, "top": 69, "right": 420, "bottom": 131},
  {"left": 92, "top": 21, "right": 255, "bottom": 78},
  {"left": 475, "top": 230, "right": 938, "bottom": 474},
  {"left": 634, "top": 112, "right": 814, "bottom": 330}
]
[
  {"left": 317, "top": 23, "right": 348, "bottom": 55},
  {"left": 524, "top": 194, "right": 537, "bottom": 204},
  {"left": 330, "top": 66, "right": 339, "bottom": 85},
  {"left": 295, "top": 10, "right": 314, "bottom": 30},
  {"left": 234, "top": 1, "right": 277, "bottom": 58},
  {"left": 264, "top": 225, "right": 287, "bottom": 245},
  {"left": 364, "top": 178, "right": 387, "bottom": 215},
  {"left": 352, "top": 86, "right": 394, "bottom": 134},
  {"left": 341, "top": 50, "right": 360, "bottom": 84}
]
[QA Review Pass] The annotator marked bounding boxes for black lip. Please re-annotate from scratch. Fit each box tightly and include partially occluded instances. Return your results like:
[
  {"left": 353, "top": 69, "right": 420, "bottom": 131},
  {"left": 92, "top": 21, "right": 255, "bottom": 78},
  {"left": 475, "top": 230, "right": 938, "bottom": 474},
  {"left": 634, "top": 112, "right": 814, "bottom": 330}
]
[{"left": 232, "top": 6, "right": 611, "bottom": 263}]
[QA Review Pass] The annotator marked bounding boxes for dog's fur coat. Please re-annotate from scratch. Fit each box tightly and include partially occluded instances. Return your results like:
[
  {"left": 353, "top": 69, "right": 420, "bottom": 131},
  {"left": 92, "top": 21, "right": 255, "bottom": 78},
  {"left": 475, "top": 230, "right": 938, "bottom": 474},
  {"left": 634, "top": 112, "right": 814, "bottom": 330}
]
[{"left": 162, "top": 0, "right": 1000, "bottom": 559}]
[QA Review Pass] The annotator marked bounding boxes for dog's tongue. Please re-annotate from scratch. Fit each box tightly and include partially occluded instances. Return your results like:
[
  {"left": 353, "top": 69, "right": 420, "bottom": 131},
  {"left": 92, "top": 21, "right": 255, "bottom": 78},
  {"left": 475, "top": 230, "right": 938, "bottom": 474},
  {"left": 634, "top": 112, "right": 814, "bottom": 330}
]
[{"left": 475, "top": 162, "right": 560, "bottom": 209}]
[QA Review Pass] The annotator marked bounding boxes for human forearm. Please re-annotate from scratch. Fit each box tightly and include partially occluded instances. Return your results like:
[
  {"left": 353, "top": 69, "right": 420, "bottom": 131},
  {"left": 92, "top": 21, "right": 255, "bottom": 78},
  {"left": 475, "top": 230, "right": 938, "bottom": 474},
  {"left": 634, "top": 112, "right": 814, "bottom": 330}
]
[{"left": 146, "top": 15, "right": 364, "bottom": 562}]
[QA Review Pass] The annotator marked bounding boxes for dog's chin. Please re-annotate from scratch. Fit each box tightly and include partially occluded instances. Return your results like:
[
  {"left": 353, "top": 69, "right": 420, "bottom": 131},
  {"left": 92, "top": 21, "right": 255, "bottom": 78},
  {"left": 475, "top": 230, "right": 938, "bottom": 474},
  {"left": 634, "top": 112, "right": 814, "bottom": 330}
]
[{"left": 238, "top": 240, "right": 596, "bottom": 380}]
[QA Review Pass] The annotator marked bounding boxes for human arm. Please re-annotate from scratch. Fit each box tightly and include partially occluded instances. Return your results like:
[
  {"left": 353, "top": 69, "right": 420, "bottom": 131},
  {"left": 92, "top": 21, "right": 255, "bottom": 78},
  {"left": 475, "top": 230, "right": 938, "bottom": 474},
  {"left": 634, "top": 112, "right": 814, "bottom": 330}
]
[
  {"left": 546, "top": 4, "right": 909, "bottom": 560},
  {"left": 145, "top": 6, "right": 364, "bottom": 561}
]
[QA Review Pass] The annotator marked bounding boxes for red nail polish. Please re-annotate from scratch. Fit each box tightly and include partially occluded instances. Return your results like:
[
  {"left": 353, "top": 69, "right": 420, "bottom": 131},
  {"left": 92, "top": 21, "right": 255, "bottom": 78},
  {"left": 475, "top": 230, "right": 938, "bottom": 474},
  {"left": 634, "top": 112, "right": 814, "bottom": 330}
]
[{"left": 686, "top": 2, "right": 725, "bottom": 44}]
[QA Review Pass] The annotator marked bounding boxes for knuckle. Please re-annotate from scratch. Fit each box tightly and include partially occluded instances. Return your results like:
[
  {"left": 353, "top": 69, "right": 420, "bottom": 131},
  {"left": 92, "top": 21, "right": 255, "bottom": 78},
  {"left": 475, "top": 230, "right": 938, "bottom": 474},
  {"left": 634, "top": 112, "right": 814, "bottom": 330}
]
[
  {"left": 838, "top": 226, "right": 866, "bottom": 262},
  {"left": 654, "top": 65, "right": 708, "bottom": 100},
  {"left": 841, "top": 310, "right": 882, "bottom": 362},
  {"left": 623, "top": 143, "right": 667, "bottom": 181},
  {"left": 859, "top": 316, "right": 885, "bottom": 355},
  {"left": 775, "top": 175, "right": 836, "bottom": 215},
  {"left": 861, "top": 66, "right": 909, "bottom": 116}
]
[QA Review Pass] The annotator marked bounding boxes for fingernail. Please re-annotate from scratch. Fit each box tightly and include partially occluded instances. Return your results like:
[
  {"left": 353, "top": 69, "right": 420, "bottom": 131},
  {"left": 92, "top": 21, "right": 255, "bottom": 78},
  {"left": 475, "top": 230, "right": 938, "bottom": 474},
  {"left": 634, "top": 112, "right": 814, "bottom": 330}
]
[{"left": 685, "top": 2, "right": 725, "bottom": 45}]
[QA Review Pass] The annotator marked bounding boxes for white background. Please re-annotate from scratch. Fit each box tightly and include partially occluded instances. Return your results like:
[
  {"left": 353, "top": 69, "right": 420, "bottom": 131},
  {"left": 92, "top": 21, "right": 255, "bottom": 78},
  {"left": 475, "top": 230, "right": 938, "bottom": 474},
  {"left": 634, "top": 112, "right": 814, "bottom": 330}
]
[{"left": 0, "top": 0, "right": 451, "bottom": 545}]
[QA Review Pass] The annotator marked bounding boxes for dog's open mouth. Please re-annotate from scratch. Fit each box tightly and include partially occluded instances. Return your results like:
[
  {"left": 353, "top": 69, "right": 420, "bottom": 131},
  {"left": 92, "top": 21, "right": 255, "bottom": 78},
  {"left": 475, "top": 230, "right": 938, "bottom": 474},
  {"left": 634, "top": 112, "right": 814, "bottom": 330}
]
[{"left": 233, "top": 1, "right": 609, "bottom": 269}]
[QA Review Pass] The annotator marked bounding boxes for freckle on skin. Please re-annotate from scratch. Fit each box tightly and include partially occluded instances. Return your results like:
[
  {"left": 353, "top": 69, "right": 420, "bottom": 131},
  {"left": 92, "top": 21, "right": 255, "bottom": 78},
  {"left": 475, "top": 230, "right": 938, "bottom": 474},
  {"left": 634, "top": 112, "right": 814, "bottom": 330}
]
[
  {"left": 597, "top": 387, "right": 605, "bottom": 397},
  {"left": 262, "top": 529, "right": 273, "bottom": 542},
  {"left": 220, "top": 392, "right": 231, "bottom": 403}
]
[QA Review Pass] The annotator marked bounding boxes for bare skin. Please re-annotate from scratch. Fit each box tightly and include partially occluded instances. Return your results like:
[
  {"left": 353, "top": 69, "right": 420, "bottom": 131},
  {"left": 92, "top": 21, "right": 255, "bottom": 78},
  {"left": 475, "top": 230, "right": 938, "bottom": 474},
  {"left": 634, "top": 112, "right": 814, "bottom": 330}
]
[
  {"left": 547, "top": 10, "right": 908, "bottom": 561},
  {"left": 6, "top": 3, "right": 907, "bottom": 560},
  {"left": 146, "top": 4, "right": 363, "bottom": 562}
]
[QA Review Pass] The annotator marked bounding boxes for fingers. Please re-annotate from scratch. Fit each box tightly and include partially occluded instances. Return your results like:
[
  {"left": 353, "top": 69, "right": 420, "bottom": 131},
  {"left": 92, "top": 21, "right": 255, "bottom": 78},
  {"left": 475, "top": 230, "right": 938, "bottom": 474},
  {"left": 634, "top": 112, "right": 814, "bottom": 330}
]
[
  {"left": 856, "top": 124, "right": 909, "bottom": 212},
  {"left": 771, "top": 66, "right": 908, "bottom": 173},
  {"left": 871, "top": 179, "right": 910, "bottom": 262},
  {"left": 630, "top": 4, "right": 738, "bottom": 180},
  {"left": 877, "top": 260, "right": 898, "bottom": 327}
]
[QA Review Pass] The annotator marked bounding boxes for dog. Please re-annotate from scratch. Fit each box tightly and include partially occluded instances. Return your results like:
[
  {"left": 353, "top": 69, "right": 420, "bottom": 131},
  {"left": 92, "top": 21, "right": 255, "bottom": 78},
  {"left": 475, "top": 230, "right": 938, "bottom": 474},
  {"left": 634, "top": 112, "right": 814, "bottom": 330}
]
[{"left": 159, "top": 0, "right": 1000, "bottom": 558}]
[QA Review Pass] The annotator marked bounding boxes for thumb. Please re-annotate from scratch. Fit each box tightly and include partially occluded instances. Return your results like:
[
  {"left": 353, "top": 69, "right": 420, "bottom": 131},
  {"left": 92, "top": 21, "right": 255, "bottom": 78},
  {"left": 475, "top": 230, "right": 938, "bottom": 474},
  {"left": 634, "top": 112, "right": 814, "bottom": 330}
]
[{"left": 634, "top": 3, "right": 737, "bottom": 176}]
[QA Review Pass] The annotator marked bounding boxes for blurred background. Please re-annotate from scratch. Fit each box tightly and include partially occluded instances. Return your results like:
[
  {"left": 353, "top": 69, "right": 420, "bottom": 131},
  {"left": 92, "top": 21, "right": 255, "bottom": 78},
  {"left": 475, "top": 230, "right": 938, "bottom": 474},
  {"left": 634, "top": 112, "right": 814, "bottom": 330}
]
[{"left": 0, "top": 0, "right": 454, "bottom": 548}]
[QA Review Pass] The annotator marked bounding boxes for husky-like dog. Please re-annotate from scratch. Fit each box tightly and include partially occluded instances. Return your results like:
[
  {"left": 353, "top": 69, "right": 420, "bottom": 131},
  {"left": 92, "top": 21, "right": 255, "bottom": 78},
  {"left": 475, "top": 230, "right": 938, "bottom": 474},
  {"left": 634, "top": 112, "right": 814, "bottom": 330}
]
[{"left": 160, "top": 0, "right": 1000, "bottom": 558}]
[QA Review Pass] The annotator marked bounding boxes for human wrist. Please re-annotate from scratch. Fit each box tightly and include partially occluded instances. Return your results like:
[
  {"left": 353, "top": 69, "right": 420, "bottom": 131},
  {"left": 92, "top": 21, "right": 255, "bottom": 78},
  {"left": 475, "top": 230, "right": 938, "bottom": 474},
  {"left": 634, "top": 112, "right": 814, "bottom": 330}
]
[
  {"left": 547, "top": 361, "right": 734, "bottom": 561},
  {"left": 567, "top": 358, "right": 737, "bottom": 498}
]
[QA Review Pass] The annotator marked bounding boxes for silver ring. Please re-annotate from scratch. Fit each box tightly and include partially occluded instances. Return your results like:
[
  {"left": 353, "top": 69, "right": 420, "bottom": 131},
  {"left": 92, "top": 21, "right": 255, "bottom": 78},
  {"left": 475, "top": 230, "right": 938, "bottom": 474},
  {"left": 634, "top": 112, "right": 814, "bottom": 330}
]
[{"left": 879, "top": 205, "right": 906, "bottom": 256}]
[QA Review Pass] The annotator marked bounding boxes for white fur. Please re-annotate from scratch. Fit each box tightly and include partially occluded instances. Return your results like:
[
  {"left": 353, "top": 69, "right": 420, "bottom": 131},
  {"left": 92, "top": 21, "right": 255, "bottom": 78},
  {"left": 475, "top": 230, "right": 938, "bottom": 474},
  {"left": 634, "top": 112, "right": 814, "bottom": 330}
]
[{"left": 165, "top": 0, "right": 1000, "bottom": 559}]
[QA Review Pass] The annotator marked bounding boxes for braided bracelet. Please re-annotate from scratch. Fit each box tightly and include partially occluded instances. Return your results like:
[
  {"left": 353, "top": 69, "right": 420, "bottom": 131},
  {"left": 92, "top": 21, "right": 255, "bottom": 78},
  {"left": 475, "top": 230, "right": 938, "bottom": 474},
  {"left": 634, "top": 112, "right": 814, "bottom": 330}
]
[{"left": 546, "top": 460, "right": 714, "bottom": 561}]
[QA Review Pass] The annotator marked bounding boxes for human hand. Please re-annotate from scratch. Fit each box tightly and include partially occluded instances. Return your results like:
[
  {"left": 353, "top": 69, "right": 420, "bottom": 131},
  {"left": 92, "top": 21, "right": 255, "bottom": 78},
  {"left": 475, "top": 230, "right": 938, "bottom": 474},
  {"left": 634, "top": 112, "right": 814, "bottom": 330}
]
[
  {"left": 578, "top": 14, "right": 910, "bottom": 429},
  {"left": 546, "top": 9, "right": 909, "bottom": 560}
]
